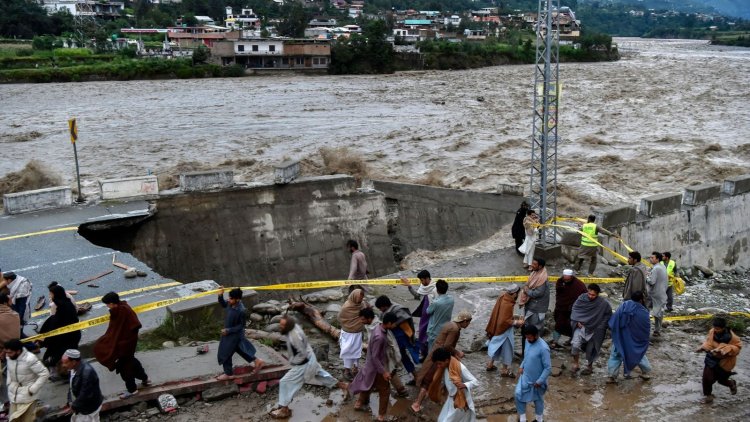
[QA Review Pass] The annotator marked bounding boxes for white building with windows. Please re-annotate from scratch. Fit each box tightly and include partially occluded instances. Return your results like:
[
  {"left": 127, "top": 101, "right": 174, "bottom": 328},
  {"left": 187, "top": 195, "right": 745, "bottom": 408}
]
[{"left": 41, "top": 0, "right": 124, "bottom": 18}]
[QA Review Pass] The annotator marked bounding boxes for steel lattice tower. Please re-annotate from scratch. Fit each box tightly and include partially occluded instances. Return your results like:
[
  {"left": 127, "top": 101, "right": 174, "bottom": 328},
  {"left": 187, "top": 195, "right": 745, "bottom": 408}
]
[
  {"left": 529, "top": 0, "right": 560, "bottom": 244},
  {"left": 73, "top": 1, "right": 97, "bottom": 48}
]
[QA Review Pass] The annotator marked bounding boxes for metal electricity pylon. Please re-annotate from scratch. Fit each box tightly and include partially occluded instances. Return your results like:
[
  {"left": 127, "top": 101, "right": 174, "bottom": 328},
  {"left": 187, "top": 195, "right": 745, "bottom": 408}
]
[
  {"left": 73, "top": 1, "right": 97, "bottom": 48},
  {"left": 529, "top": 0, "right": 560, "bottom": 245}
]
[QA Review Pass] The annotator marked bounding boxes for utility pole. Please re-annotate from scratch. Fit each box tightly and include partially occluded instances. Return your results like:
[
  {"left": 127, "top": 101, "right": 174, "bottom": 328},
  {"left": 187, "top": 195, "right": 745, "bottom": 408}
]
[
  {"left": 68, "top": 118, "right": 85, "bottom": 203},
  {"left": 529, "top": 0, "right": 560, "bottom": 245}
]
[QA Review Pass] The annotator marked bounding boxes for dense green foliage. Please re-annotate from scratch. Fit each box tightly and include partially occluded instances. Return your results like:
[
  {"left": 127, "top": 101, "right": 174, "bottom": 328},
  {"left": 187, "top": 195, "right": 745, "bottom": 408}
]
[
  {"left": 330, "top": 20, "right": 396, "bottom": 74},
  {"left": 711, "top": 33, "right": 750, "bottom": 46},
  {"left": 415, "top": 32, "right": 617, "bottom": 70},
  {"left": 0, "top": 57, "right": 243, "bottom": 83},
  {"left": 0, "top": 0, "right": 74, "bottom": 39},
  {"left": 576, "top": 3, "right": 747, "bottom": 38}
]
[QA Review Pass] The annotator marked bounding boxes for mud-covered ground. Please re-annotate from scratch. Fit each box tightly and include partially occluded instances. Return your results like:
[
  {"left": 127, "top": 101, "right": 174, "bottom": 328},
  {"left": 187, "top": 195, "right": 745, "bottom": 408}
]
[
  {"left": 105, "top": 246, "right": 750, "bottom": 422},
  {"left": 2, "top": 39, "right": 749, "bottom": 212}
]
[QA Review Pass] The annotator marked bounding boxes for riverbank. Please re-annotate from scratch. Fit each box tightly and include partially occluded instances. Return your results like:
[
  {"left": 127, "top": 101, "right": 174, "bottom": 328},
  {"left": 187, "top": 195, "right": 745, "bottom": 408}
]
[
  {"left": 0, "top": 36, "right": 619, "bottom": 83},
  {"left": 0, "top": 57, "right": 245, "bottom": 83}
]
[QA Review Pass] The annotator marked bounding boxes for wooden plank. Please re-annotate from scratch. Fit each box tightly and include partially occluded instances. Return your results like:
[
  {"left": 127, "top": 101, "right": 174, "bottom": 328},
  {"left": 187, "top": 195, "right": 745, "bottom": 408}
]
[
  {"left": 100, "top": 363, "right": 290, "bottom": 412},
  {"left": 77, "top": 270, "right": 114, "bottom": 285}
]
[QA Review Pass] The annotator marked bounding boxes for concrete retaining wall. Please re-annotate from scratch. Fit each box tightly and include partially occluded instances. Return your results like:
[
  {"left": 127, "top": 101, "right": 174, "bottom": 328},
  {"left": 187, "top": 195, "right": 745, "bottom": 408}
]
[
  {"left": 3, "top": 186, "right": 71, "bottom": 215},
  {"left": 83, "top": 175, "right": 396, "bottom": 286},
  {"left": 179, "top": 170, "right": 234, "bottom": 192},
  {"left": 371, "top": 180, "right": 526, "bottom": 261},
  {"left": 599, "top": 186, "right": 750, "bottom": 271},
  {"left": 99, "top": 176, "right": 159, "bottom": 200}
]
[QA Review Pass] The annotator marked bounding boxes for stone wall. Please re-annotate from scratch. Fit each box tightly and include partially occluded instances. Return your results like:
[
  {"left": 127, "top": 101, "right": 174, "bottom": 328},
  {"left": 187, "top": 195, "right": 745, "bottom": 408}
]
[{"left": 371, "top": 180, "right": 526, "bottom": 261}]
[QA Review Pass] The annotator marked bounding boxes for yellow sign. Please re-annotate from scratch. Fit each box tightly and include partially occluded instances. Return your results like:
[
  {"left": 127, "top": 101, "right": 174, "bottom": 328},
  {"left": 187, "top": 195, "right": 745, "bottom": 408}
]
[{"left": 68, "top": 118, "right": 77, "bottom": 143}]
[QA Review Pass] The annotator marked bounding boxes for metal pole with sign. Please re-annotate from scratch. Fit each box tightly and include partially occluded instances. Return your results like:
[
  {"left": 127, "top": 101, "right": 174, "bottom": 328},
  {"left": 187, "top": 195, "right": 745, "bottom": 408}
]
[{"left": 68, "top": 118, "right": 84, "bottom": 203}]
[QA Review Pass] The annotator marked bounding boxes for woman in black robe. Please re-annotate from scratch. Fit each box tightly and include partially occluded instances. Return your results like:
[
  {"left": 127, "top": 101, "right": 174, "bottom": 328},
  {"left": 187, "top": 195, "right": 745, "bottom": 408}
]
[{"left": 39, "top": 285, "right": 81, "bottom": 379}]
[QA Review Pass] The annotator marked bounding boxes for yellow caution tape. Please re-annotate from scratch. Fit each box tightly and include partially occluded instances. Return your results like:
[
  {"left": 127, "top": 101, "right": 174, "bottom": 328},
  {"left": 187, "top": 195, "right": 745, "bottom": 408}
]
[
  {"left": 25, "top": 274, "right": 626, "bottom": 342},
  {"left": 25, "top": 287, "right": 220, "bottom": 342},
  {"left": 31, "top": 281, "right": 183, "bottom": 318},
  {"left": 664, "top": 312, "right": 750, "bottom": 323},
  {"left": 538, "top": 220, "right": 687, "bottom": 295},
  {"left": 0, "top": 226, "right": 78, "bottom": 242}
]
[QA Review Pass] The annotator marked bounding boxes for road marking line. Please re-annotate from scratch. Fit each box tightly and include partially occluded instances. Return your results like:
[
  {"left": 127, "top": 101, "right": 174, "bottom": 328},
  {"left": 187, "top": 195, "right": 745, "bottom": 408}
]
[
  {"left": 9, "top": 252, "right": 114, "bottom": 273},
  {"left": 0, "top": 226, "right": 78, "bottom": 242}
]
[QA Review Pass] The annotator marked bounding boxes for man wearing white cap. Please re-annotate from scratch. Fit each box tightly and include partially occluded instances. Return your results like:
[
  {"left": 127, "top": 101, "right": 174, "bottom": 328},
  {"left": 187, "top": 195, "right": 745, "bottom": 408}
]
[
  {"left": 61, "top": 349, "right": 103, "bottom": 421},
  {"left": 486, "top": 284, "right": 522, "bottom": 377}
]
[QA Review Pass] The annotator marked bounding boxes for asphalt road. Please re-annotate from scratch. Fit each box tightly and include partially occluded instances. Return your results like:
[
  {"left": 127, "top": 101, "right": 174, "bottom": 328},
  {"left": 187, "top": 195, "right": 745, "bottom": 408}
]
[{"left": 0, "top": 201, "right": 195, "bottom": 343}]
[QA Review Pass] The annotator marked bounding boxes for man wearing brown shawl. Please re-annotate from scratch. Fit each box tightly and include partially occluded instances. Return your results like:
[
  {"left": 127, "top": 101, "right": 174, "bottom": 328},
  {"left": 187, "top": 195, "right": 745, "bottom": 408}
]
[
  {"left": 338, "top": 288, "right": 368, "bottom": 379},
  {"left": 519, "top": 258, "right": 549, "bottom": 335},
  {"left": 429, "top": 347, "right": 479, "bottom": 421},
  {"left": 486, "top": 284, "right": 522, "bottom": 376},
  {"left": 551, "top": 269, "right": 587, "bottom": 349},
  {"left": 411, "top": 310, "right": 472, "bottom": 413},
  {"left": 696, "top": 317, "right": 742, "bottom": 404},
  {"left": 93, "top": 292, "right": 150, "bottom": 399}
]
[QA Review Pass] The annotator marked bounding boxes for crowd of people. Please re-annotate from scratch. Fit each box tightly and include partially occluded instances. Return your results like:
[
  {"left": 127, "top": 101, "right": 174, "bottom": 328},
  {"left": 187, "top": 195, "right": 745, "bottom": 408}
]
[
  {"left": 0, "top": 229, "right": 743, "bottom": 421},
  {"left": 258, "top": 238, "right": 740, "bottom": 420},
  {"left": 0, "top": 269, "right": 145, "bottom": 422}
]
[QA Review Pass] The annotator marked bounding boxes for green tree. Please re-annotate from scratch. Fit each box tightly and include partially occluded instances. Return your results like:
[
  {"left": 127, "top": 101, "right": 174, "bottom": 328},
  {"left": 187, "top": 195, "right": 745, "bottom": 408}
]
[
  {"left": 278, "top": 3, "right": 309, "bottom": 38},
  {"left": 0, "top": 0, "right": 56, "bottom": 38},
  {"left": 193, "top": 45, "right": 210, "bottom": 64}
]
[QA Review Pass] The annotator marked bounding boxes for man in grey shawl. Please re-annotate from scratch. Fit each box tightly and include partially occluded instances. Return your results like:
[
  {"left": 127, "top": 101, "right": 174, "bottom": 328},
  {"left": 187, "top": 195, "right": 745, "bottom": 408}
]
[
  {"left": 647, "top": 252, "right": 668, "bottom": 337},
  {"left": 271, "top": 316, "right": 348, "bottom": 419},
  {"left": 570, "top": 283, "right": 612, "bottom": 375},
  {"left": 623, "top": 251, "right": 648, "bottom": 301}
]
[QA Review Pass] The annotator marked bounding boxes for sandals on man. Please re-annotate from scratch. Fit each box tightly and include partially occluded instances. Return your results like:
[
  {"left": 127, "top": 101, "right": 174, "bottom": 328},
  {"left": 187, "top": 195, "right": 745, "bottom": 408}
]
[
  {"left": 118, "top": 390, "right": 138, "bottom": 400},
  {"left": 501, "top": 370, "right": 516, "bottom": 378}
]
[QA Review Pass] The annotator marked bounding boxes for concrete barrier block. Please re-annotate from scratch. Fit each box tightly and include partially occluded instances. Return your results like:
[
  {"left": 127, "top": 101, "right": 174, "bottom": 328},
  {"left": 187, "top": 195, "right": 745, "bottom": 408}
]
[
  {"left": 683, "top": 183, "right": 721, "bottom": 206},
  {"left": 179, "top": 170, "right": 234, "bottom": 192},
  {"left": 594, "top": 203, "right": 637, "bottom": 228},
  {"left": 639, "top": 192, "right": 682, "bottom": 217},
  {"left": 99, "top": 176, "right": 158, "bottom": 200},
  {"left": 167, "top": 289, "right": 257, "bottom": 326},
  {"left": 497, "top": 183, "right": 524, "bottom": 196},
  {"left": 274, "top": 160, "right": 300, "bottom": 184},
  {"left": 3, "top": 186, "right": 71, "bottom": 215},
  {"left": 722, "top": 174, "right": 750, "bottom": 196}
]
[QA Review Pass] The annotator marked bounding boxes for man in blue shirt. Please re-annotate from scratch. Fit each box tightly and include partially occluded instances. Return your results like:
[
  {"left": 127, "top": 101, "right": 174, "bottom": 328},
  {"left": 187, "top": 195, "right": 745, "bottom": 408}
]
[
  {"left": 515, "top": 324, "right": 551, "bottom": 422},
  {"left": 217, "top": 287, "right": 264, "bottom": 380},
  {"left": 426, "top": 279, "right": 454, "bottom": 352}
]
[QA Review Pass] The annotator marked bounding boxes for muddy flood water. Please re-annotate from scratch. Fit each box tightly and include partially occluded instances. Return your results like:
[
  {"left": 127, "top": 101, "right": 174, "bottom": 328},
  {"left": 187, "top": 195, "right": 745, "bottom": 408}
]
[{"left": 2, "top": 38, "right": 750, "bottom": 210}]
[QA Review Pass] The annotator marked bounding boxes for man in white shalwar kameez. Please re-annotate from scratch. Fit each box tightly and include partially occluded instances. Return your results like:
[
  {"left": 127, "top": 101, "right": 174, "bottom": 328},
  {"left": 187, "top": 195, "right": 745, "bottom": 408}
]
[
  {"left": 430, "top": 348, "right": 478, "bottom": 422},
  {"left": 270, "top": 316, "right": 348, "bottom": 419}
]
